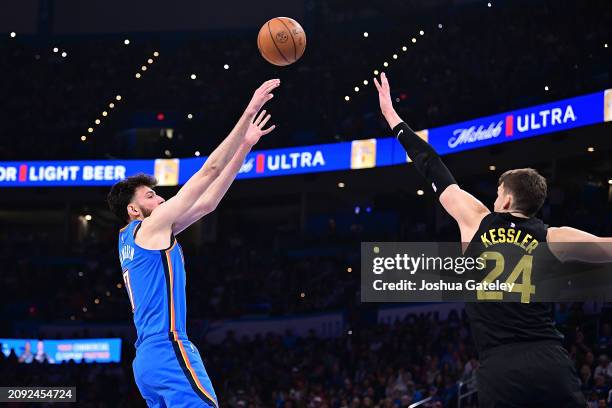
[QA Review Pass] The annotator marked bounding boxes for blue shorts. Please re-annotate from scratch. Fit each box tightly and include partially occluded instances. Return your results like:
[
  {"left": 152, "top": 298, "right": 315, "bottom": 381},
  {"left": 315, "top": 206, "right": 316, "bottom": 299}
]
[{"left": 133, "top": 333, "right": 218, "bottom": 408}]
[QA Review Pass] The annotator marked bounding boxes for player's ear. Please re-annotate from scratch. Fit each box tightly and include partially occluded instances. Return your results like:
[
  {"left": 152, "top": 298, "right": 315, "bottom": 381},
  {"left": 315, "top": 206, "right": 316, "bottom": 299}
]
[
  {"left": 503, "top": 193, "right": 513, "bottom": 211},
  {"left": 127, "top": 203, "right": 140, "bottom": 218}
]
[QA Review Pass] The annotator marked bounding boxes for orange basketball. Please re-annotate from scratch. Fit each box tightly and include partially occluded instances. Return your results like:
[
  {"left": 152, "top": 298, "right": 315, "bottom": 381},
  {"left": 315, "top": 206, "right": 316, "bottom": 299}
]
[{"left": 257, "top": 17, "right": 306, "bottom": 66}]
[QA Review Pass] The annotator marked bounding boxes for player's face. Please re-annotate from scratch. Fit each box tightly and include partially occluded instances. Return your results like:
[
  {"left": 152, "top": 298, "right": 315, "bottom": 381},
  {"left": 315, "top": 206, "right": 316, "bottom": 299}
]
[
  {"left": 130, "top": 186, "right": 165, "bottom": 219},
  {"left": 37, "top": 341, "right": 44, "bottom": 353},
  {"left": 493, "top": 183, "right": 512, "bottom": 212}
]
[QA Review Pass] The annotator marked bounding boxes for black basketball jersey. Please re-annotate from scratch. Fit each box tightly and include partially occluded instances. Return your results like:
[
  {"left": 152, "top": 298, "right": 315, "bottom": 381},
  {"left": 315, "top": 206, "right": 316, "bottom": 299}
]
[{"left": 464, "top": 212, "right": 564, "bottom": 352}]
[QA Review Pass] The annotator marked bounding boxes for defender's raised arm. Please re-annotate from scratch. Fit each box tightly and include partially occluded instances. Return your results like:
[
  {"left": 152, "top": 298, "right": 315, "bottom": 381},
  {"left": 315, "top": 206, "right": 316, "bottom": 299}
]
[{"left": 374, "top": 72, "right": 489, "bottom": 241}]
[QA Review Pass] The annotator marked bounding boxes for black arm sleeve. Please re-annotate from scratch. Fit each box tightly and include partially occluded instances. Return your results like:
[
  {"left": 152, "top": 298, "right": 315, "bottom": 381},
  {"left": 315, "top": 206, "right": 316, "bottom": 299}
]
[{"left": 393, "top": 122, "right": 457, "bottom": 196}]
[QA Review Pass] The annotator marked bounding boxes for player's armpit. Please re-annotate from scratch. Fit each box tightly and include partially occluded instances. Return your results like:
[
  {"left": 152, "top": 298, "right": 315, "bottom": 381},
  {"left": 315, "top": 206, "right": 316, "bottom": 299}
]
[
  {"left": 547, "top": 226, "right": 612, "bottom": 263},
  {"left": 439, "top": 184, "right": 490, "bottom": 242}
]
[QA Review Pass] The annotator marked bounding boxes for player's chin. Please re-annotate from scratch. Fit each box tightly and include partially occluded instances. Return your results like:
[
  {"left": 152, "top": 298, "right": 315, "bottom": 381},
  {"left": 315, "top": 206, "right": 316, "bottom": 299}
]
[{"left": 142, "top": 207, "right": 154, "bottom": 218}]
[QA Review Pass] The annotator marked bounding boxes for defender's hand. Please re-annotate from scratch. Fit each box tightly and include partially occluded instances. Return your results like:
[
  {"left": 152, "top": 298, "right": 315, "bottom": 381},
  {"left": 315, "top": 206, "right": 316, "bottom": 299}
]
[
  {"left": 245, "top": 109, "right": 275, "bottom": 147},
  {"left": 246, "top": 79, "right": 281, "bottom": 116},
  {"left": 373, "top": 72, "right": 394, "bottom": 115}
]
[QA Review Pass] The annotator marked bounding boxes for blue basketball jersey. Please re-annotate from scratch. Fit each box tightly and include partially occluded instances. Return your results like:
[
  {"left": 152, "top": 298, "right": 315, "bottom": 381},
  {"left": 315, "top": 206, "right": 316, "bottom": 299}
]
[{"left": 118, "top": 220, "right": 188, "bottom": 346}]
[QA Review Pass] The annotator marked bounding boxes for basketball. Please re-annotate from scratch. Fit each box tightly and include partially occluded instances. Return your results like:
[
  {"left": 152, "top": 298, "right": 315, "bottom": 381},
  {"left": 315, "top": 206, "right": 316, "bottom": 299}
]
[{"left": 257, "top": 17, "right": 306, "bottom": 66}]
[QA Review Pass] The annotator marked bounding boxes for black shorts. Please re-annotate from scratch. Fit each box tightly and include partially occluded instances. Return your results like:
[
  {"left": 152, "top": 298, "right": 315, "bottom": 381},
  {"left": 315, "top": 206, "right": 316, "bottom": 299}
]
[{"left": 477, "top": 340, "right": 586, "bottom": 408}]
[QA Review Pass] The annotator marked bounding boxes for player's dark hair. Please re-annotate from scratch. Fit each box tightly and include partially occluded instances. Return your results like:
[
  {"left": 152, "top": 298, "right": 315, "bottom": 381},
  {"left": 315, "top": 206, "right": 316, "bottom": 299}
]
[
  {"left": 498, "top": 168, "right": 547, "bottom": 217},
  {"left": 107, "top": 173, "right": 157, "bottom": 223}
]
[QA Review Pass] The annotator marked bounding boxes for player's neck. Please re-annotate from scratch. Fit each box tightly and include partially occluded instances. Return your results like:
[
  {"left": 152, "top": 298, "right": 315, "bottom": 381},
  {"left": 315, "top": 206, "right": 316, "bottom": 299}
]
[{"left": 502, "top": 210, "right": 529, "bottom": 219}]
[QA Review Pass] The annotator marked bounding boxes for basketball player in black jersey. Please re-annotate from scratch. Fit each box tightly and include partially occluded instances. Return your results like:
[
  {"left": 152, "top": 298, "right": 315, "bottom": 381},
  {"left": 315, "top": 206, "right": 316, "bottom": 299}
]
[{"left": 374, "top": 72, "right": 612, "bottom": 407}]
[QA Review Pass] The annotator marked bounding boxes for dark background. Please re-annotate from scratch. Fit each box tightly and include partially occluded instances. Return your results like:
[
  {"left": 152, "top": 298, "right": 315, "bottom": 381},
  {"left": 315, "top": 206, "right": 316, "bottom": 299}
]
[{"left": 0, "top": 1, "right": 611, "bottom": 407}]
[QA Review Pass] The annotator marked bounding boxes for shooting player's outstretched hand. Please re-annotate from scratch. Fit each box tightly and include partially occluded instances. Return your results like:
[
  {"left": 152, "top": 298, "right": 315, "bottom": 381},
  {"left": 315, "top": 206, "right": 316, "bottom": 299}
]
[
  {"left": 246, "top": 79, "right": 281, "bottom": 116},
  {"left": 245, "top": 110, "right": 275, "bottom": 147}
]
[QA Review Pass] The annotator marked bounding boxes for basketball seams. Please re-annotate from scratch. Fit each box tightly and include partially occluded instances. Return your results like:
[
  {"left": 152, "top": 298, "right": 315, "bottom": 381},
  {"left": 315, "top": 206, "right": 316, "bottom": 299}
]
[
  {"left": 276, "top": 17, "right": 297, "bottom": 62},
  {"left": 267, "top": 20, "right": 291, "bottom": 65}
]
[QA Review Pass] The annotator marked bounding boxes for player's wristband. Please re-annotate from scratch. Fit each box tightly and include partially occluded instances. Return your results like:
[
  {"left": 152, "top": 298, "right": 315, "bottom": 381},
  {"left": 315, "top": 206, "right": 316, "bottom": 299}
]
[{"left": 393, "top": 122, "right": 457, "bottom": 196}]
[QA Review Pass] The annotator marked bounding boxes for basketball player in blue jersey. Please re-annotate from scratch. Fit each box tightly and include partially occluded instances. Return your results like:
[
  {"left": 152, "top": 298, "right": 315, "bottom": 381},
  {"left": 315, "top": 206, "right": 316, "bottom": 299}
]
[
  {"left": 374, "top": 72, "right": 611, "bottom": 408},
  {"left": 106, "top": 78, "right": 280, "bottom": 408}
]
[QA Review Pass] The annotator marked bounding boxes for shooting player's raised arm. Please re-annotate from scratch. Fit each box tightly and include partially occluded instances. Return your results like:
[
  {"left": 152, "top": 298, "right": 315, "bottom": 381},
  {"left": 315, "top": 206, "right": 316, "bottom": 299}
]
[
  {"left": 173, "top": 110, "right": 276, "bottom": 235},
  {"left": 143, "top": 79, "right": 280, "bottom": 236}
]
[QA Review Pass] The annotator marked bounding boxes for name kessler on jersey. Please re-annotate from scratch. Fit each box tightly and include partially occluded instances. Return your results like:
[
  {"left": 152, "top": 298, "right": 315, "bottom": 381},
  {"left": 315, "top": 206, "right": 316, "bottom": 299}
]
[{"left": 480, "top": 226, "right": 539, "bottom": 254}]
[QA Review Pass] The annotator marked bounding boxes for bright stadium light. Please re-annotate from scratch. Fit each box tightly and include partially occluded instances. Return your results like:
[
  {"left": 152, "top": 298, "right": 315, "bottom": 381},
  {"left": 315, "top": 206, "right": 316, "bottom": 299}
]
[
  {"left": 374, "top": 70, "right": 379, "bottom": 75},
  {"left": 80, "top": 136, "right": 87, "bottom": 142},
  {"left": 363, "top": 80, "right": 368, "bottom": 85},
  {"left": 417, "top": 189, "right": 424, "bottom": 196},
  {"left": 544, "top": 85, "right": 549, "bottom": 91},
  {"left": 412, "top": 38, "right": 417, "bottom": 43},
  {"left": 383, "top": 62, "right": 389, "bottom": 67},
  {"left": 53, "top": 47, "right": 59, "bottom": 53},
  {"left": 363, "top": 32, "right": 369, "bottom": 38},
  {"left": 187, "top": 113, "right": 193, "bottom": 119},
  {"left": 141, "top": 65, "right": 147, "bottom": 71},
  {"left": 190, "top": 74, "right": 197, "bottom": 80},
  {"left": 116, "top": 95, "right": 122, "bottom": 101},
  {"left": 153, "top": 51, "right": 159, "bottom": 57},
  {"left": 164, "top": 149, "right": 171, "bottom": 157},
  {"left": 608, "top": 179, "right": 612, "bottom": 185},
  {"left": 347, "top": 267, "right": 352, "bottom": 273},
  {"left": 195, "top": 151, "right": 200, "bottom": 156},
  {"left": 124, "top": 39, "right": 130, "bottom": 45},
  {"left": 402, "top": 46, "right": 407, "bottom": 51},
  {"left": 147, "top": 58, "right": 153, "bottom": 64},
  {"left": 587, "top": 147, "right": 595, "bottom": 152},
  {"left": 10, "top": 32, "right": 16, "bottom": 38},
  {"left": 419, "top": 30, "right": 425, "bottom": 35},
  {"left": 102, "top": 111, "right": 108, "bottom": 116},
  {"left": 392, "top": 54, "right": 398, "bottom": 59},
  {"left": 338, "top": 182, "right": 345, "bottom": 188},
  {"left": 224, "top": 64, "right": 229, "bottom": 70},
  {"left": 84, "top": 214, "right": 92, "bottom": 221},
  {"left": 489, "top": 165, "right": 496, "bottom": 171},
  {"left": 438, "top": 23, "right": 443, "bottom": 29},
  {"left": 109, "top": 102, "right": 115, "bottom": 109},
  {"left": 61, "top": 52, "right": 67, "bottom": 58},
  {"left": 344, "top": 96, "right": 350, "bottom": 101},
  {"left": 87, "top": 127, "right": 94, "bottom": 133},
  {"left": 94, "top": 119, "right": 100, "bottom": 125},
  {"left": 354, "top": 86, "right": 360, "bottom": 92}
]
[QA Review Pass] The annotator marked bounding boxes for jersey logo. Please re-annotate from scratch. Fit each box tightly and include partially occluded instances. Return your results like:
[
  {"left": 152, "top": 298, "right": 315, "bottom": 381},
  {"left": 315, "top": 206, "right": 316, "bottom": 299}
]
[{"left": 120, "top": 244, "right": 135, "bottom": 264}]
